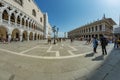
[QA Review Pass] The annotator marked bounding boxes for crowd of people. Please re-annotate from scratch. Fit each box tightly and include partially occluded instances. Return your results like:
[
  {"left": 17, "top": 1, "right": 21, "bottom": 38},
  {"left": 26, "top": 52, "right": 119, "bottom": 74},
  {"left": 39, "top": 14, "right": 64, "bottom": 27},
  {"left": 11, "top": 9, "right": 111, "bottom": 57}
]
[
  {"left": 113, "top": 37, "right": 120, "bottom": 48},
  {"left": 70, "top": 34, "right": 120, "bottom": 56},
  {"left": 47, "top": 38, "right": 67, "bottom": 44}
]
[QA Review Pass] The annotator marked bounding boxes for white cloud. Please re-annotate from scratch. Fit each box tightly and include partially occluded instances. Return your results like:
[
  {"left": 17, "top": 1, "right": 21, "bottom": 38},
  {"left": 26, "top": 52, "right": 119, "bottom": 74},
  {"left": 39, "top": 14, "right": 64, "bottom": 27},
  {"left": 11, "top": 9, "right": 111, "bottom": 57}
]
[{"left": 101, "top": 0, "right": 120, "bottom": 7}]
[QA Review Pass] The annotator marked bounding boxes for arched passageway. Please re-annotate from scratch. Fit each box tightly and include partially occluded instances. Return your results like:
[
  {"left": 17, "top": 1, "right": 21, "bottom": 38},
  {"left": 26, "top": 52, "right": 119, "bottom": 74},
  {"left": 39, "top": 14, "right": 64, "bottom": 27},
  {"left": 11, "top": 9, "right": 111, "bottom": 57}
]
[
  {"left": 34, "top": 33, "right": 37, "bottom": 40},
  {"left": 29, "top": 32, "right": 33, "bottom": 40},
  {"left": 23, "top": 31, "right": 27, "bottom": 40},
  {"left": 0, "top": 26, "right": 8, "bottom": 41},
  {"left": 38, "top": 34, "right": 40, "bottom": 40},
  {"left": 12, "top": 29, "right": 20, "bottom": 41}
]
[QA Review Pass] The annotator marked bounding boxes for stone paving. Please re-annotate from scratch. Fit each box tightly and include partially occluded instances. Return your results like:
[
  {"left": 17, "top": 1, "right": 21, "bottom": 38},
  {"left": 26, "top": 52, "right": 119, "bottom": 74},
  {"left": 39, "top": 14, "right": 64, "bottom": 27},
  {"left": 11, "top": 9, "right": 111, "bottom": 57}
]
[
  {"left": 0, "top": 40, "right": 120, "bottom": 80},
  {"left": 0, "top": 40, "right": 95, "bottom": 58}
]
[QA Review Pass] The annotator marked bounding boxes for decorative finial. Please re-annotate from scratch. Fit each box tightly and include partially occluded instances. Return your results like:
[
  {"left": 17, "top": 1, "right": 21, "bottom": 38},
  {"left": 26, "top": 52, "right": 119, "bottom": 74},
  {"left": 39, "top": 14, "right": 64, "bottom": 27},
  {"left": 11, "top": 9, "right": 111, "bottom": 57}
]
[{"left": 102, "top": 13, "right": 106, "bottom": 19}]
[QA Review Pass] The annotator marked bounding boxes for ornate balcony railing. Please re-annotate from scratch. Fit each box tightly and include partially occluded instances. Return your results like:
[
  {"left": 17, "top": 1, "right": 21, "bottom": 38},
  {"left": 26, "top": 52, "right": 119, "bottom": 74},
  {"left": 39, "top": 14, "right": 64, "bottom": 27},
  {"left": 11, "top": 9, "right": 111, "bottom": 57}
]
[
  {"left": 2, "top": 19, "right": 8, "bottom": 24},
  {"left": 2, "top": 19, "right": 44, "bottom": 33},
  {"left": 17, "top": 23, "right": 21, "bottom": 27},
  {"left": 10, "top": 22, "right": 15, "bottom": 27}
]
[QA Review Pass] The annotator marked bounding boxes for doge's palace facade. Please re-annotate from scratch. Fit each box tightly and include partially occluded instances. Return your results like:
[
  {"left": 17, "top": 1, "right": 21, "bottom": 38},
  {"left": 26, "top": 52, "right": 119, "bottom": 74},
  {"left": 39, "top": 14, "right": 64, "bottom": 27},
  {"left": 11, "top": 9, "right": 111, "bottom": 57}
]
[{"left": 0, "top": 0, "right": 50, "bottom": 42}]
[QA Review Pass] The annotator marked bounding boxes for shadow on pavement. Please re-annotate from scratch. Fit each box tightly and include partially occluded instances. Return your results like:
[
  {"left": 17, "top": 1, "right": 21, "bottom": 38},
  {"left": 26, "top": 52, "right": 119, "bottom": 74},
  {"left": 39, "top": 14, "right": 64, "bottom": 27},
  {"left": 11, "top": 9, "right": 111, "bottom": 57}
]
[
  {"left": 85, "top": 53, "right": 94, "bottom": 57},
  {"left": 86, "top": 48, "right": 120, "bottom": 80},
  {"left": 76, "top": 47, "right": 120, "bottom": 80},
  {"left": 92, "top": 55, "right": 104, "bottom": 61}
]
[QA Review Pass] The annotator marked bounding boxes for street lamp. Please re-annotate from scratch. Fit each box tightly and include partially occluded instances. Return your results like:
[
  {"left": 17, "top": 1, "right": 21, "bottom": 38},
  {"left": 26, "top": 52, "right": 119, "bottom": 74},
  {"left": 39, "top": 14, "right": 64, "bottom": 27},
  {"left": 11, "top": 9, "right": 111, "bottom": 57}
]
[
  {"left": 57, "top": 28, "right": 59, "bottom": 38},
  {"left": 52, "top": 26, "right": 56, "bottom": 44}
]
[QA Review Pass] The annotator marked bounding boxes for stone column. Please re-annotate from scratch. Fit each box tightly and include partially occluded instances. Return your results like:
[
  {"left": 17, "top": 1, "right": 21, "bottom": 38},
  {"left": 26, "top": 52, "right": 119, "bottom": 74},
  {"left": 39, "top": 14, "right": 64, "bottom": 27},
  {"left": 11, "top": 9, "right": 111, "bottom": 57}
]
[
  {"left": 27, "top": 34, "right": 29, "bottom": 41},
  {"left": 28, "top": 20, "right": 30, "bottom": 30},
  {"left": 20, "top": 35, "right": 23, "bottom": 42},
  {"left": 97, "top": 25, "right": 99, "bottom": 32},
  {"left": 8, "top": 15, "right": 11, "bottom": 25},
  {"left": 8, "top": 34, "right": 12, "bottom": 43},
  {"left": 94, "top": 26, "right": 96, "bottom": 32},
  {"left": 15, "top": 16, "right": 17, "bottom": 26},
  {"left": 102, "top": 24, "right": 106, "bottom": 31},
  {"left": 0, "top": 10, "right": 2, "bottom": 23},
  {"left": 33, "top": 33, "right": 35, "bottom": 40},
  {"left": 20, "top": 18, "right": 22, "bottom": 28}
]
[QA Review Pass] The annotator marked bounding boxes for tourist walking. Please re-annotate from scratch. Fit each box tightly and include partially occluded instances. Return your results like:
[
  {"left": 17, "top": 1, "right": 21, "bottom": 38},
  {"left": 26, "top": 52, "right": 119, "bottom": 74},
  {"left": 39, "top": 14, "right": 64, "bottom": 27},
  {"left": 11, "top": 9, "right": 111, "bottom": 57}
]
[
  {"left": 113, "top": 37, "right": 119, "bottom": 48},
  {"left": 93, "top": 37, "right": 98, "bottom": 53},
  {"left": 100, "top": 34, "right": 108, "bottom": 55},
  {"left": 48, "top": 38, "right": 51, "bottom": 44},
  {"left": 118, "top": 38, "right": 120, "bottom": 48},
  {"left": 70, "top": 38, "right": 73, "bottom": 43}
]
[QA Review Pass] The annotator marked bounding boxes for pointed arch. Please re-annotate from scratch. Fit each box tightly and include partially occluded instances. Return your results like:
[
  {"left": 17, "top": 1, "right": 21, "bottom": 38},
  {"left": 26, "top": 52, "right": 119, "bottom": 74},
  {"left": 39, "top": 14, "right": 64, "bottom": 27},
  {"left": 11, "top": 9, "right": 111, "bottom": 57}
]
[
  {"left": 2, "top": 10, "right": 9, "bottom": 20},
  {"left": 10, "top": 13, "right": 15, "bottom": 22},
  {"left": 32, "top": 9, "right": 36, "bottom": 17},
  {"left": 12, "top": 28, "right": 20, "bottom": 41},
  {"left": 17, "top": 15, "right": 20, "bottom": 24}
]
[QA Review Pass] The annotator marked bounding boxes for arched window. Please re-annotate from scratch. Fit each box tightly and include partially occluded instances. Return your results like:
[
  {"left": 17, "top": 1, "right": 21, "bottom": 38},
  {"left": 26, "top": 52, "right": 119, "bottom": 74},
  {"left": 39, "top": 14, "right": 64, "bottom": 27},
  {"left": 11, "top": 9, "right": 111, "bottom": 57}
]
[
  {"left": 32, "top": 9, "right": 36, "bottom": 17},
  {"left": 17, "top": 16, "right": 20, "bottom": 24},
  {"left": 2, "top": 10, "right": 9, "bottom": 20},
  {"left": 29, "top": 22, "right": 31, "bottom": 28},
  {"left": 40, "top": 17, "right": 42, "bottom": 22},
  {"left": 26, "top": 20, "right": 28, "bottom": 26},
  {"left": 0, "top": 3, "right": 4, "bottom": 7},
  {"left": 10, "top": 13, "right": 15, "bottom": 22},
  {"left": 32, "top": 23, "right": 34, "bottom": 29},
  {"left": 22, "top": 18, "right": 24, "bottom": 25},
  {"left": 99, "top": 25, "right": 102, "bottom": 31}
]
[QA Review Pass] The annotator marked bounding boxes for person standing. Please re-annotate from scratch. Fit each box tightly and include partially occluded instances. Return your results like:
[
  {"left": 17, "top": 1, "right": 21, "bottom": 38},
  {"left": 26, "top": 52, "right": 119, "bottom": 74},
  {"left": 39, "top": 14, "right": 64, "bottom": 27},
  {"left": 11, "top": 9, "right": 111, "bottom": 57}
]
[
  {"left": 100, "top": 34, "right": 108, "bottom": 55},
  {"left": 113, "top": 37, "right": 118, "bottom": 48},
  {"left": 47, "top": 37, "right": 51, "bottom": 44},
  {"left": 70, "top": 38, "right": 73, "bottom": 43},
  {"left": 118, "top": 38, "right": 120, "bottom": 48},
  {"left": 93, "top": 37, "right": 98, "bottom": 53}
]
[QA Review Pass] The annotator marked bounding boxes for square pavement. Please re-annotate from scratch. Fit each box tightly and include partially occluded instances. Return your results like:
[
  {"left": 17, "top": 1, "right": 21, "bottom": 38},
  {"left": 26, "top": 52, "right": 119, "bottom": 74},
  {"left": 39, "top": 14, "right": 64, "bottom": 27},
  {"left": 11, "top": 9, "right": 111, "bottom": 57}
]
[{"left": 0, "top": 40, "right": 120, "bottom": 80}]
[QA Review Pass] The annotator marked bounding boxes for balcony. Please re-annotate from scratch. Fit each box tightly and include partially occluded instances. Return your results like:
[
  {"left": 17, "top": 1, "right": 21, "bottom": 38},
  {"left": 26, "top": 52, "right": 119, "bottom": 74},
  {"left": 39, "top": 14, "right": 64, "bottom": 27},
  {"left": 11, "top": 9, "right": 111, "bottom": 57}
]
[
  {"left": 2, "top": 19, "right": 8, "bottom": 24},
  {"left": 1, "top": 19, "right": 44, "bottom": 33}
]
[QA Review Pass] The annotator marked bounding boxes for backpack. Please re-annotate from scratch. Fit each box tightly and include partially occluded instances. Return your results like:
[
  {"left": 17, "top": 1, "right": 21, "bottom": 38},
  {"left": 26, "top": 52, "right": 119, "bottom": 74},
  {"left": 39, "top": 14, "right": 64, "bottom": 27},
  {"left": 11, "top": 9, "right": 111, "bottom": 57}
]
[
  {"left": 101, "top": 37, "right": 108, "bottom": 46},
  {"left": 104, "top": 38, "right": 108, "bottom": 46}
]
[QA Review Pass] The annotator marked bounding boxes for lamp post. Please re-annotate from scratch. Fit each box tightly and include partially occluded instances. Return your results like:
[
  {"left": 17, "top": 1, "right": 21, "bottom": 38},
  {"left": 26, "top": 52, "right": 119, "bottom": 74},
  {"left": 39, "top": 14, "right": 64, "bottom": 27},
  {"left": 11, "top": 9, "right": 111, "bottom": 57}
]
[
  {"left": 57, "top": 28, "right": 59, "bottom": 38},
  {"left": 52, "top": 26, "right": 56, "bottom": 44}
]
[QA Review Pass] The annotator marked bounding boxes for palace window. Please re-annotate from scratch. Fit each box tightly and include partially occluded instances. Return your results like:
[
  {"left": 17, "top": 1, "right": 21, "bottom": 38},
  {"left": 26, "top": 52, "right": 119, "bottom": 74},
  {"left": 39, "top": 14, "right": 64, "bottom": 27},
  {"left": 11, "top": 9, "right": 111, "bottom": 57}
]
[
  {"left": 10, "top": 13, "right": 15, "bottom": 22},
  {"left": 0, "top": 3, "right": 4, "bottom": 7},
  {"left": 26, "top": 20, "right": 28, "bottom": 26},
  {"left": 17, "top": 16, "right": 20, "bottom": 24},
  {"left": 14, "top": 0, "right": 23, "bottom": 6},
  {"left": 22, "top": 18, "right": 25, "bottom": 25},
  {"left": 29, "top": 22, "right": 31, "bottom": 28},
  {"left": 99, "top": 25, "right": 102, "bottom": 31},
  {"left": 40, "top": 17, "right": 42, "bottom": 22},
  {"left": 32, "top": 9, "right": 36, "bottom": 17},
  {"left": 2, "top": 10, "right": 9, "bottom": 20},
  {"left": 92, "top": 27, "right": 94, "bottom": 32},
  {"left": 95, "top": 26, "right": 98, "bottom": 31}
]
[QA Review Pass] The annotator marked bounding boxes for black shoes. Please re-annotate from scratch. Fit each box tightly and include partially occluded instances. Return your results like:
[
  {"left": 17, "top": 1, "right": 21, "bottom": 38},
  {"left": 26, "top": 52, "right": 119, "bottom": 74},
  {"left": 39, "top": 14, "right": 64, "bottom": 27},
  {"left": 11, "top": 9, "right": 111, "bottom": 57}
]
[{"left": 102, "top": 53, "right": 107, "bottom": 55}]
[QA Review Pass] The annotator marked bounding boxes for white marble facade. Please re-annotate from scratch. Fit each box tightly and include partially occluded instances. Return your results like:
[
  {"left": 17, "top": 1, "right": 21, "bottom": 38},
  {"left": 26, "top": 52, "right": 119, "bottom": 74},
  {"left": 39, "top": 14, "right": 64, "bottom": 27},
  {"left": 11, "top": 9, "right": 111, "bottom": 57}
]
[{"left": 0, "top": 0, "right": 52, "bottom": 42}]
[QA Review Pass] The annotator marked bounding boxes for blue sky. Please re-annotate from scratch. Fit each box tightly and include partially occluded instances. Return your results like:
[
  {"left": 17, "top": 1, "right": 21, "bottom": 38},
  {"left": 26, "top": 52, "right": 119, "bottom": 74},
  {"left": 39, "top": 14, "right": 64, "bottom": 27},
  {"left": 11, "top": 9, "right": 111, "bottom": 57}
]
[{"left": 34, "top": 0, "right": 120, "bottom": 33}]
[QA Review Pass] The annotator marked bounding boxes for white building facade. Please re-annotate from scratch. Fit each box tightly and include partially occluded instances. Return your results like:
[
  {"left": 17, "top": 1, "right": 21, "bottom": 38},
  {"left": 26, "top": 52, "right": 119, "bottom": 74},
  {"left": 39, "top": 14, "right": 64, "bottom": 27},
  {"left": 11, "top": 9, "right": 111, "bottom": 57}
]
[
  {"left": 68, "top": 17, "right": 116, "bottom": 39},
  {"left": 113, "top": 25, "right": 120, "bottom": 37},
  {"left": 0, "top": 0, "right": 51, "bottom": 42},
  {"left": 44, "top": 13, "right": 52, "bottom": 39}
]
